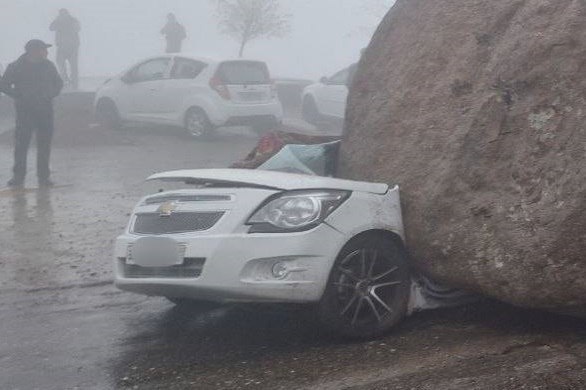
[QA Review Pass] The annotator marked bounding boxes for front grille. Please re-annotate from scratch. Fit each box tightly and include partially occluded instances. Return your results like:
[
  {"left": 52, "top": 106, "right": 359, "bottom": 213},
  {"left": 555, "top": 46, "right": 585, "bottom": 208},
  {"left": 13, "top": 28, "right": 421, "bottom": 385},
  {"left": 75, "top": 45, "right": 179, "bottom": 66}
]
[
  {"left": 119, "top": 257, "right": 205, "bottom": 278},
  {"left": 132, "top": 212, "right": 224, "bottom": 235}
]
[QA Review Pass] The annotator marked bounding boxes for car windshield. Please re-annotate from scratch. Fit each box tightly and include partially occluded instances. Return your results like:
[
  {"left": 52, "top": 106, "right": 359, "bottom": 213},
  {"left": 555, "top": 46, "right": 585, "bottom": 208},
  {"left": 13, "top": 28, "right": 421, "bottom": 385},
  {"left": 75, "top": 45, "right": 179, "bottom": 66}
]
[{"left": 218, "top": 61, "right": 270, "bottom": 85}]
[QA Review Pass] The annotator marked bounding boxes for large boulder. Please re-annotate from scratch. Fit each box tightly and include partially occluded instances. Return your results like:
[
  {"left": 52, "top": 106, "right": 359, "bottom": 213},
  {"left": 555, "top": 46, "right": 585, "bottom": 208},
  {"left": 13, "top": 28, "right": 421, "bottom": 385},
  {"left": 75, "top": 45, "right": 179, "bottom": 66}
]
[{"left": 339, "top": 0, "right": 586, "bottom": 315}]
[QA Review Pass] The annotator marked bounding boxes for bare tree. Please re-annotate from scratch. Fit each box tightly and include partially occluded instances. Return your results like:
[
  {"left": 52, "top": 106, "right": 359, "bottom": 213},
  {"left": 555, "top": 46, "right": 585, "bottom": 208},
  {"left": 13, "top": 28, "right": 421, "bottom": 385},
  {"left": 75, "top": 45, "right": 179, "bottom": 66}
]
[{"left": 214, "top": 0, "right": 291, "bottom": 57}]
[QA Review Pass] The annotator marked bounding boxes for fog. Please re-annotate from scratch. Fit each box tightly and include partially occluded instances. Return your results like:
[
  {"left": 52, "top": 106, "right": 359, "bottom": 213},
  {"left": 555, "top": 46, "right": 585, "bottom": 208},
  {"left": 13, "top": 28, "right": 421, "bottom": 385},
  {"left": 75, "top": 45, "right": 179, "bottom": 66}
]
[{"left": 0, "top": 0, "right": 393, "bottom": 82}]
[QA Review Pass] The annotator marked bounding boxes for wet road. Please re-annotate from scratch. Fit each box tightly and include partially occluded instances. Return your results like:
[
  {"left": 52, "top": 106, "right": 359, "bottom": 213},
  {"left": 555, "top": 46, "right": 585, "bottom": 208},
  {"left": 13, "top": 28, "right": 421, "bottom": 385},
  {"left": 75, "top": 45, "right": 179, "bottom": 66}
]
[{"left": 1, "top": 122, "right": 585, "bottom": 389}]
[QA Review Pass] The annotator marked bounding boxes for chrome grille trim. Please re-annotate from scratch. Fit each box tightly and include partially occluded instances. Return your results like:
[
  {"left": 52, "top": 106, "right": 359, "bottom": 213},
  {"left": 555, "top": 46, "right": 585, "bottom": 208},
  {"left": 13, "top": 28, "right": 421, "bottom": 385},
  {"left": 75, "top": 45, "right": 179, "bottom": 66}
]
[{"left": 144, "top": 194, "right": 232, "bottom": 205}]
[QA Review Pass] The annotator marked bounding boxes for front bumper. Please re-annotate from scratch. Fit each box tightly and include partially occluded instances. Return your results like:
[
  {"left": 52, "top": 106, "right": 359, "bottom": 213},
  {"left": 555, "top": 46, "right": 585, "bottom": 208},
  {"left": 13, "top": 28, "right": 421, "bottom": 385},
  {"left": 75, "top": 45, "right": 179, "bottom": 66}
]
[{"left": 114, "top": 224, "right": 346, "bottom": 303}]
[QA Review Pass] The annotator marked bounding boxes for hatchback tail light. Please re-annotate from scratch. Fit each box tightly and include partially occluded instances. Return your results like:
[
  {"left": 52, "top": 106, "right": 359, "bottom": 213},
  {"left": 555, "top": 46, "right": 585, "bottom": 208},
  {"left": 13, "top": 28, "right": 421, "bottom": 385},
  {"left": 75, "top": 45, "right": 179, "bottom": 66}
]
[{"left": 209, "top": 77, "right": 231, "bottom": 100}]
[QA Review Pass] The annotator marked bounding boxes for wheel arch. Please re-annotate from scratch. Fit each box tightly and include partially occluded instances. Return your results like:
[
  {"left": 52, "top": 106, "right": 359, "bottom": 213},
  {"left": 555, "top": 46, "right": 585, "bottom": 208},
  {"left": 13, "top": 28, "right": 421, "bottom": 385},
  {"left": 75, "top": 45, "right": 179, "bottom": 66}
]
[
  {"left": 183, "top": 105, "right": 208, "bottom": 122},
  {"left": 340, "top": 229, "right": 407, "bottom": 255},
  {"left": 302, "top": 93, "right": 318, "bottom": 109},
  {"left": 323, "top": 228, "right": 409, "bottom": 290},
  {"left": 181, "top": 93, "right": 220, "bottom": 125},
  {"left": 95, "top": 96, "right": 117, "bottom": 111}
]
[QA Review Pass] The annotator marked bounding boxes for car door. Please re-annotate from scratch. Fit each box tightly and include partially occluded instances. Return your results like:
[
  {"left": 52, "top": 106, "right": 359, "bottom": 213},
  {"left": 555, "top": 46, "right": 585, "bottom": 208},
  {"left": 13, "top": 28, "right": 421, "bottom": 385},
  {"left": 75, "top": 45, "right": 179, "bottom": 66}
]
[
  {"left": 162, "top": 57, "right": 208, "bottom": 122},
  {"left": 317, "top": 67, "right": 350, "bottom": 119},
  {"left": 116, "top": 57, "right": 171, "bottom": 121}
]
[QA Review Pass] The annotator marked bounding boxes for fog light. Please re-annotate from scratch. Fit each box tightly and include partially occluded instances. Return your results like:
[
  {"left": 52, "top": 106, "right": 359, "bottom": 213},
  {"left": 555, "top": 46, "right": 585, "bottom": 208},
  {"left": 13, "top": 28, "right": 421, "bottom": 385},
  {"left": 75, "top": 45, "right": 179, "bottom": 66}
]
[{"left": 272, "top": 262, "right": 289, "bottom": 279}]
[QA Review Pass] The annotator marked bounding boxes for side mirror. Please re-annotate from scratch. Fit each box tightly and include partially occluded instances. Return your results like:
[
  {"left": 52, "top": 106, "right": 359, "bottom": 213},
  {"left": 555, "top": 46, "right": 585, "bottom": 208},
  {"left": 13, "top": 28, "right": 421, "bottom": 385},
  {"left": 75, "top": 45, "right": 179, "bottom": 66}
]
[{"left": 319, "top": 76, "right": 329, "bottom": 84}]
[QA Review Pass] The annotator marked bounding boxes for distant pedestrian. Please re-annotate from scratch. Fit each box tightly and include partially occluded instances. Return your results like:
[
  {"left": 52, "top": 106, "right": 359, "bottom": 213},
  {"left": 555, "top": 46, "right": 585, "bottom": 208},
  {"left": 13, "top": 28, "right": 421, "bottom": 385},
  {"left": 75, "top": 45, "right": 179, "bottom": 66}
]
[
  {"left": 161, "top": 13, "right": 187, "bottom": 53},
  {"left": 50, "top": 8, "right": 80, "bottom": 90},
  {"left": 0, "top": 40, "right": 63, "bottom": 188}
]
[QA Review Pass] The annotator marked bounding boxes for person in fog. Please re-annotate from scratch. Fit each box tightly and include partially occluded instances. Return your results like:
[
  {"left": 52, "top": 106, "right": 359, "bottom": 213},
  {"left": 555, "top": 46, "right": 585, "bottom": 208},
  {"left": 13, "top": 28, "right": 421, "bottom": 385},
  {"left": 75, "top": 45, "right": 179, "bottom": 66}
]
[
  {"left": 50, "top": 8, "right": 80, "bottom": 89},
  {"left": 161, "top": 13, "right": 187, "bottom": 53},
  {"left": 0, "top": 40, "right": 63, "bottom": 188}
]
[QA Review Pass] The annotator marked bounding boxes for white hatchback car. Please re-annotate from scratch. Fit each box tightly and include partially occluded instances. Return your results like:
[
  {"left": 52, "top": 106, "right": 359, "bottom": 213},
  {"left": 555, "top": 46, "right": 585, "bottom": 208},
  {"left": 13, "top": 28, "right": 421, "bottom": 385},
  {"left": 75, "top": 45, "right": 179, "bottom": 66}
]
[
  {"left": 301, "top": 65, "right": 353, "bottom": 126},
  {"left": 94, "top": 55, "right": 283, "bottom": 138},
  {"left": 114, "top": 169, "right": 414, "bottom": 338}
]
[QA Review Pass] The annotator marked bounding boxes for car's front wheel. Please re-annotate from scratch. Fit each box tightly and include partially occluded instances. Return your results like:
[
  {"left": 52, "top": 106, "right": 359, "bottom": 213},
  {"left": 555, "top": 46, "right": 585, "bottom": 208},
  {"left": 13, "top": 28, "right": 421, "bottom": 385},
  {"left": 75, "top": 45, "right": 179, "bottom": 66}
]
[
  {"left": 95, "top": 98, "right": 122, "bottom": 130},
  {"left": 185, "top": 107, "right": 214, "bottom": 139},
  {"left": 302, "top": 96, "right": 321, "bottom": 126},
  {"left": 318, "top": 233, "right": 411, "bottom": 339}
]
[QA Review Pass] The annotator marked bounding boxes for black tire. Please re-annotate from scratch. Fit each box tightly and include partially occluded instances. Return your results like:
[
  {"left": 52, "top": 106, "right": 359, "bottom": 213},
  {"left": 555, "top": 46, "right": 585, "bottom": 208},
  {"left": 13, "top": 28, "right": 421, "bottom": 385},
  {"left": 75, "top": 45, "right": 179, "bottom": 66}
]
[
  {"left": 184, "top": 107, "right": 214, "bottom": 139},
  {"left": 318, "top": 233, "right": 411, "bottom": 339},
  {"left": 95, "top": 99, "right": 122, "bottom": 130},
  {"left": 302, "top": 96, "right": 321, "bottom": 126}
]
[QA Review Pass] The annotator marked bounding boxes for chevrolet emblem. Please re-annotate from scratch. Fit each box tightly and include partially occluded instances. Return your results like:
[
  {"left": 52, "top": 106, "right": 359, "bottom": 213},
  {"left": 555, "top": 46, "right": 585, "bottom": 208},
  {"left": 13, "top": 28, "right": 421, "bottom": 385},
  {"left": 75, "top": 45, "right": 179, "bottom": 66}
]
[{"left": 157, "top": 201, "right": 178, "bottom": 217}]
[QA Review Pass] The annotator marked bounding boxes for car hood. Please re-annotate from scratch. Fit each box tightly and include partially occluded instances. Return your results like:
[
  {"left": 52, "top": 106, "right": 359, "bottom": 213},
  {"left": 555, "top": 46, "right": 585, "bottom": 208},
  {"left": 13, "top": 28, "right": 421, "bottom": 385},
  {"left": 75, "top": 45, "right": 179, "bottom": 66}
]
[{"left": 147, "top": 169, "right": 390, "bottom": 194}]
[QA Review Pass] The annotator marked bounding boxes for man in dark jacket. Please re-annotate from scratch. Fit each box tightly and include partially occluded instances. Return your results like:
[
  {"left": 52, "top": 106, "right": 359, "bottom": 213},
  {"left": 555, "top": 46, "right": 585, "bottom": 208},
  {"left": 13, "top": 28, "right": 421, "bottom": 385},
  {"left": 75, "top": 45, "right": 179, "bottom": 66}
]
[
  {"left": 161, "top": 13, "right": 187, "bottom": 53},
  {"left": 50, "top": 8, "right": 81, "bottom": 89},
  {"left": 0, "top": 40, "right": 63, "bottom": 188}
]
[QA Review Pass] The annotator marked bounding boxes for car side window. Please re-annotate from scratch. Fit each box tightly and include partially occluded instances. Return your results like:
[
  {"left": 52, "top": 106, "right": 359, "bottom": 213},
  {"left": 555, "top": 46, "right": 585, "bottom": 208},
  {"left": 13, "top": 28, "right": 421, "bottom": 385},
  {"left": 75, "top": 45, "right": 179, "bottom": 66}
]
[
  {"left": 171, "top": 58, "right": 207, "bottom": 79},
  {"left": 129, "top": 58, "right": 170, "bottom": 83},
  {"left": 328, "top": 68, "right": 350, "bottom": 85}
]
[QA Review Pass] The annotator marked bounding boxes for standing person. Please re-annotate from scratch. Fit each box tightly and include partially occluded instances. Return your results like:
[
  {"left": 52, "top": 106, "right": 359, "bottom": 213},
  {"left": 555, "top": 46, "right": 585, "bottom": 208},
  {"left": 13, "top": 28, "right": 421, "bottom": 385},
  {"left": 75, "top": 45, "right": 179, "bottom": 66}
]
[
  {"left": 161, "top": 13, "right": 187, "bottom": 53},
  {"left": 50, "top": 8, "right": 80, "bottom": 90},
  {"left": 0, "top": 40, "right": 63, "bottom": 188}
]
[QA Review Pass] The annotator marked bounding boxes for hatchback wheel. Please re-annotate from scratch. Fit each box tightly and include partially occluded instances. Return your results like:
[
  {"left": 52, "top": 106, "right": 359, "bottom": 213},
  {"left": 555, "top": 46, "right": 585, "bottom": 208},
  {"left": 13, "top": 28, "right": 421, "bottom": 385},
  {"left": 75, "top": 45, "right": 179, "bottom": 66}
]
[
  {"left": 185, "top": 108, "right": 213, "bottom": 139},
  {"left": 318, "top": 233, "right": 411, "bottom": 339}
]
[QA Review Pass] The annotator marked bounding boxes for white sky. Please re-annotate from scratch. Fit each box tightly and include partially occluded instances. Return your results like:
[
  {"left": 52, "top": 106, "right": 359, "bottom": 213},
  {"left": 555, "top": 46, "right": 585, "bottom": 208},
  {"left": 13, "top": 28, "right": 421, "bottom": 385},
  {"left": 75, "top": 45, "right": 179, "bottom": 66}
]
[{"left": 0, "top": 0, "right": 394, "bottom": 80}]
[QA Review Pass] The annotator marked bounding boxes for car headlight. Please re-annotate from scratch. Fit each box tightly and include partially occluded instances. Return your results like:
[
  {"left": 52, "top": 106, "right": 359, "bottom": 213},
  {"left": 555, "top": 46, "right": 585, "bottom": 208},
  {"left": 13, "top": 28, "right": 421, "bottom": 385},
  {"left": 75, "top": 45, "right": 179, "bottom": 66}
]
[{"left": 247, "top": 190, "right": 350, "bottom": 233}]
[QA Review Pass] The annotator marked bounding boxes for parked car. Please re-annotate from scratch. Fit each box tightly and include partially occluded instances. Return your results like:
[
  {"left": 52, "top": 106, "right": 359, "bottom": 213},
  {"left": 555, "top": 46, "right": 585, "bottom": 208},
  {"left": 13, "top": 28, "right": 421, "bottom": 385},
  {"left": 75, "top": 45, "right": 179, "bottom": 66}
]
[
  {"left": 301, "top": 65, "right": 352, "bottom": 126},
  {"left": 94, "top": 55, "right": 283, "bottom": 138}
]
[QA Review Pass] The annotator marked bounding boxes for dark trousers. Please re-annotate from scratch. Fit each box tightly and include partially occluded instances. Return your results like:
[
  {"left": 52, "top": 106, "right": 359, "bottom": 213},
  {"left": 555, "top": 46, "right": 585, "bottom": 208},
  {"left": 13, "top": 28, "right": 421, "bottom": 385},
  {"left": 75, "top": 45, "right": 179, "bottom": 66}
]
[
  {"left": 13, "top": 102, "right": 54, "bottom": 182},
  {"left": 165, "top": 40, "right": 182, "bottom": 53},
  {"left": 56, "top": 46, "right": 79, "bottom": 89}
]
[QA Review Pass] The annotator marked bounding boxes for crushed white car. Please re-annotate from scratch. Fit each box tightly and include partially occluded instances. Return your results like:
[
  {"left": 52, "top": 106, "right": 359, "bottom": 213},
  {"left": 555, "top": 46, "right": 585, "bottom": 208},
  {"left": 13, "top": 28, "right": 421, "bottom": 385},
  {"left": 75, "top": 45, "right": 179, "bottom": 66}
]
[{"left": 114, "top": 167, "right": 472, "bottom": 338}]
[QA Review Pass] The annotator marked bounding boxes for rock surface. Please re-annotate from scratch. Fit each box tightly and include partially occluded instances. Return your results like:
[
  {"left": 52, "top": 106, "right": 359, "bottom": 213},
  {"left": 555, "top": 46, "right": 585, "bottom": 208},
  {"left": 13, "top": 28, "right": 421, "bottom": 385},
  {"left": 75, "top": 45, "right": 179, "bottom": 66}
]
[{"left": 339, "top": 0, "right": 586, "bottom": 314}]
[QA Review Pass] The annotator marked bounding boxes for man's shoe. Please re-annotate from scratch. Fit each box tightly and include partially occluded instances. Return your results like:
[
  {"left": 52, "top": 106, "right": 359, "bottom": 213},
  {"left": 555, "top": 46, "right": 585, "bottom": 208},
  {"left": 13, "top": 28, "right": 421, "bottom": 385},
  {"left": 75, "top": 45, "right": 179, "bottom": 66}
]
[
  {"left": 7, "top": 178, "right": 24, "bottom": 188},
  {"left": 38, "top": 179, "right": 54, "bottom": 188}
]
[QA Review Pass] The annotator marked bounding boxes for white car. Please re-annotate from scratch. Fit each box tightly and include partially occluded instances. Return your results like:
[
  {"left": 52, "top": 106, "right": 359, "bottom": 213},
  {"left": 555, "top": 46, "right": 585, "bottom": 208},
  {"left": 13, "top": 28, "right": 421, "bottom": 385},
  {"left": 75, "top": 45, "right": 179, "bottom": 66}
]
[
  {"left": 301, "top": 65, "right": 353, "bottom": 126},
  {"left": 94, "top": 55, "right": 283, "bottom": 138},
  {"left": 114, "top": 169, "right": 414, "bottom": 338},
  {"left": 114, "top": 163, "right": 473, "bottom": 338}
]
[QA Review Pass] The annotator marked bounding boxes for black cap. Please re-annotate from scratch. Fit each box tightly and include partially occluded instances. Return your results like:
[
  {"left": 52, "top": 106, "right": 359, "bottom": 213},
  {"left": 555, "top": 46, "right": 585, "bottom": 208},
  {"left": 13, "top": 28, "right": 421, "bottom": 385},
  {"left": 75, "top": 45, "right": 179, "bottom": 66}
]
[{"left": 24, "top": 39, "right": 52, "bottom": 53}]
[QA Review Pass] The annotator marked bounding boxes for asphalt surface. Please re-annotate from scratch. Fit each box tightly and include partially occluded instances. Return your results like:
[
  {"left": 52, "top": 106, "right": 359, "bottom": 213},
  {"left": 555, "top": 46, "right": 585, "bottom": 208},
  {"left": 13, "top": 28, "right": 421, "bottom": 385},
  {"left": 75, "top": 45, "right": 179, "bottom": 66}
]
[{"left": 0, "top": 115, "right": 585, "bottom": 389}]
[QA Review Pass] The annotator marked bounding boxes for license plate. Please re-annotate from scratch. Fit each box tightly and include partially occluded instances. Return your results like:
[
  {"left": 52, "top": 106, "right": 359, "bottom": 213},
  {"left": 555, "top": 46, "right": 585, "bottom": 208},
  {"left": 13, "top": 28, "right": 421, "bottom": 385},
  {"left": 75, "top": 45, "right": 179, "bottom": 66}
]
[
  {"left": 128, "top": 237, "right": 184, "bottom": 267},
  {"left": 239, "top": 91, "right": 265, "bottom": 101}
]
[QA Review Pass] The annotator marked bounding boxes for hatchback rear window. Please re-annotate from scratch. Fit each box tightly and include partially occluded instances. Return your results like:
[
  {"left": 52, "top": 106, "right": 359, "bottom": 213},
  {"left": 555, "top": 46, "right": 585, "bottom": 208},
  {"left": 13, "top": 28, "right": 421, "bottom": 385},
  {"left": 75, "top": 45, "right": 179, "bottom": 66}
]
[{"left": 217, "top": 61, "right": 270, "bottom": 85}]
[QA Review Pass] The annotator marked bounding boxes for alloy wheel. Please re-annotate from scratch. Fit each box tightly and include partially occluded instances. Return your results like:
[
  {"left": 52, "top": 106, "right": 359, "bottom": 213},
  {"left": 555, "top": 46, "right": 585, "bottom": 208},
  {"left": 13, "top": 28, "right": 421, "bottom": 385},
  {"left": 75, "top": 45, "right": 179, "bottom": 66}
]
[
  {"left": 333, "top": 248, "right": 403, "bottom": 327},
  {"left": 186, "top": 111, "right": 207, "bottom": 137}
]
